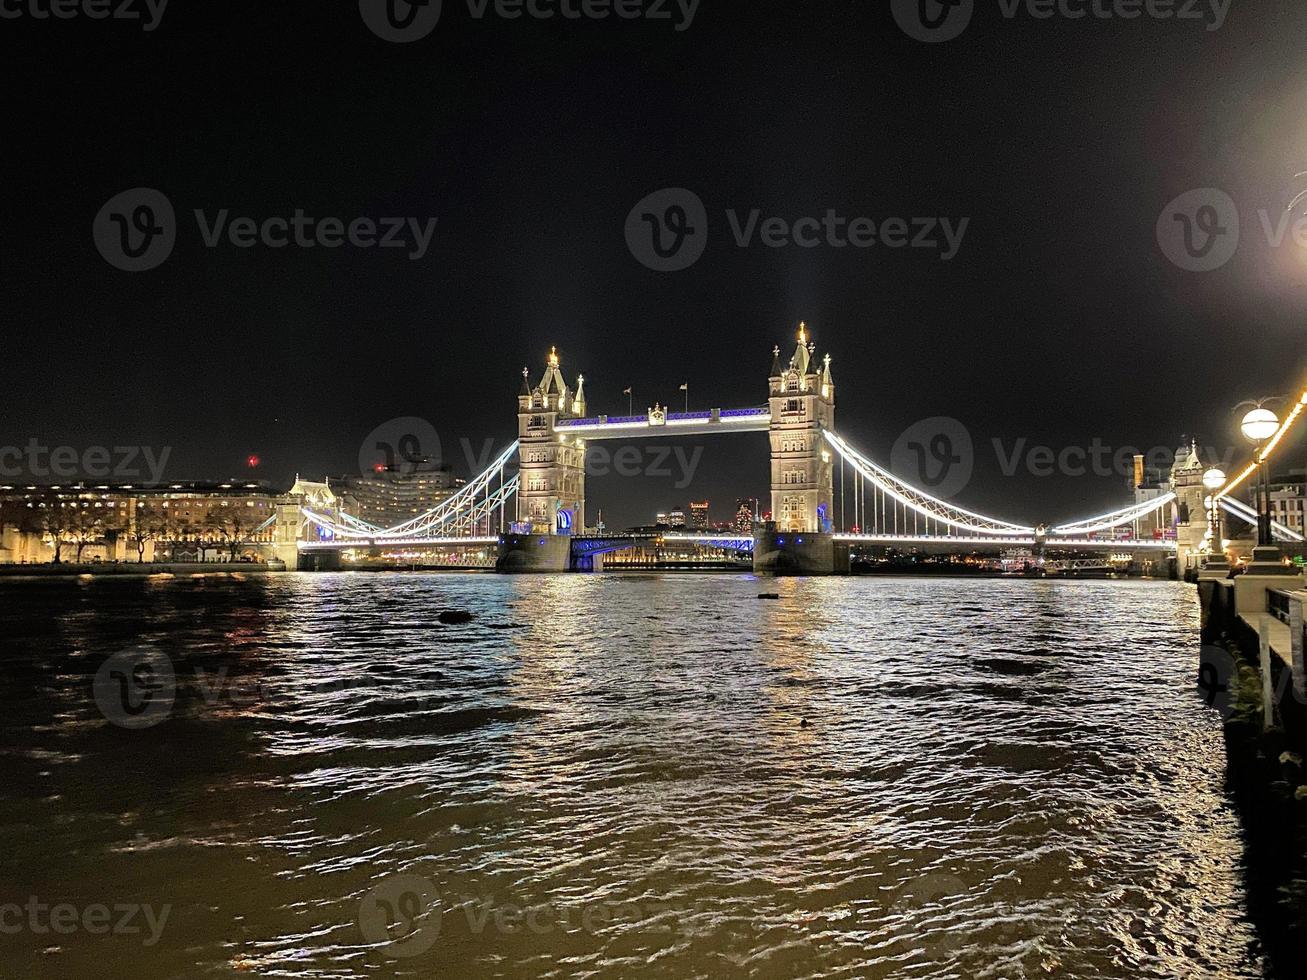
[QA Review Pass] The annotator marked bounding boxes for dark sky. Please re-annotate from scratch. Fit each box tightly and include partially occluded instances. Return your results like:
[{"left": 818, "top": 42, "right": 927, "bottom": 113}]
[{"left": 2, "top": 0, "right": 1305, "bottom": 530}]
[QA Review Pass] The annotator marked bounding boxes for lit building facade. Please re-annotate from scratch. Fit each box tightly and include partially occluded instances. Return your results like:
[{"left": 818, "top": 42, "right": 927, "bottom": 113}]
[
  {"left": 688, "top": 501, "right": 709, "bottom": 529},
  {"left": 1270, "top": 484, "right": 1306, "bottom": 536},
  {"left": 768, "top": 323, "right": 835, "bottom": 533},
  {"left": 0, "top": 482, "right": 285, "bottom": 564},
  {"left": 337, "top": 458, "right": 458, "bottom": 529},
  {"left": 516, "top": 348, "right": 587, "bottom": 534},
  {"left": 734, "top": 498, "right": 757, "bottom": 535}
]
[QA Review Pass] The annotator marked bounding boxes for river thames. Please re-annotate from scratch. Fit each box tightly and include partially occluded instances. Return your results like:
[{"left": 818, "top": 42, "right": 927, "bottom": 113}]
[{"left": 0, "top": 573, "right": 1268, "bottom": 978}]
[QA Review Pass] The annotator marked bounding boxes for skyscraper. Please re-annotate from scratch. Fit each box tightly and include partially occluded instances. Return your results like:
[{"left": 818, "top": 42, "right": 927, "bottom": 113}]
[
  {"left": 734, "top": 498, "right": 758, "bottom": 535},
  {"left": 689, "top": 501, "right": 709, "bottom": 529}
]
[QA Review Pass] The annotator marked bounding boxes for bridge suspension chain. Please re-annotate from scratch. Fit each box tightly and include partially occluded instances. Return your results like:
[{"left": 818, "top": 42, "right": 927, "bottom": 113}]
[
  {"left": 824, "top": 429, "right": 1036, "bottom": 536},
  {"left": 1219, "top": 495, "right": 1305, "bottom": 543},
  {"left": 1047, "top": 493, "right": 1177, "bottom": 536},
  {"left": 301, "top": 440, "right": 521, "bottom": 543}
]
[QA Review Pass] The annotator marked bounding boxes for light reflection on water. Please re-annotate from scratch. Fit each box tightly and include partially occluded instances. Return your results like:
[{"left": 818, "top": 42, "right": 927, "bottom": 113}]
[{"left": 0, "top": 573, "right": 1266, "bottom": 978}]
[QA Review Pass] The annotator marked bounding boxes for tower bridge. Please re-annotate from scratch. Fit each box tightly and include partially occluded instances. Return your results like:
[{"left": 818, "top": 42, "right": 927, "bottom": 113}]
[{"left": 299, "top": 323, "right": 1306, "bottom": 575}]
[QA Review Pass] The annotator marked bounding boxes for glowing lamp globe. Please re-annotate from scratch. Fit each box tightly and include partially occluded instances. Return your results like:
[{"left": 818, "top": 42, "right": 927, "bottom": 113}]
[
  {"left": 1240, "top": 408, "right": 1279, "bottom": 443},
  {"left": 1202, "top": 468, "right": 1226, "bottom": 491}
]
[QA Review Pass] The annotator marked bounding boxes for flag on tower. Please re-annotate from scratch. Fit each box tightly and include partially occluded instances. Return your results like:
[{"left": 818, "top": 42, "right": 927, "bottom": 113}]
[
  {"left": 623, "top": 387, "right": 632, "bottom": 395},
  {"left": 679, "top": 383, "right": 688, "bottom": 391}
]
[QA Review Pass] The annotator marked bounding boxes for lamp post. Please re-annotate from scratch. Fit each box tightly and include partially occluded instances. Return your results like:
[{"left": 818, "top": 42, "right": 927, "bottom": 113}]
[
  {"left": 1202, "top": 467, "right": 1226, "bottom": 565},
  {"left": 1240, "top": 406, "right": 1280, "bottom": 547}
]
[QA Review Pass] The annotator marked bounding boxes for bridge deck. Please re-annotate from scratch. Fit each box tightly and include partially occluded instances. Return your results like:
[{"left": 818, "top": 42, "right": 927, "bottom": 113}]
[{"left": 555, "top": 408, "right": 771, "bottom": 439}]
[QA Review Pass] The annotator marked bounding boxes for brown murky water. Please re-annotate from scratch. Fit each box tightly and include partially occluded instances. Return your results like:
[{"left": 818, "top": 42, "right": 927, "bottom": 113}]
[{"left": 0, "top": 573, "right": 1267, "bottom": 977}]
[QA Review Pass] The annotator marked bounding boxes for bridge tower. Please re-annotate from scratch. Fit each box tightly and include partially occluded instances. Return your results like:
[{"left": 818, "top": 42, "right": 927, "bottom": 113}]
[
  {"left": 767, "top": 323, "right": 835, "bottom": 532},
  {"left": 1170, "top": 439, "right": 1209, "bottom": 575},
  {"left": 755, "top": 323, "right": 846, "bottom": 574},
  {"left": 498, "top": 347, "right": 587, "bottom": 572}
]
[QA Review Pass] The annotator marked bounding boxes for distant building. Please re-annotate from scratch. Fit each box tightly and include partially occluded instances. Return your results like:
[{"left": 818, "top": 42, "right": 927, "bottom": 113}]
[
  {"left": 734, "top": 498, "right": 758, "bottom": 535},
  {"left": 336, "top": 457, "right": 460, "bottom": 529},
  {"left": 0, "top": 481, "right": 287, "bottom": 564},
  {"left": 667, "top": 507, "right": 686, "bottom": 529},
  {"left": 1270, "top": 483, "right": 1306, "bottom": 536},
  {"left": 688, "top": 501, "right": 709, "bottom": 529}
]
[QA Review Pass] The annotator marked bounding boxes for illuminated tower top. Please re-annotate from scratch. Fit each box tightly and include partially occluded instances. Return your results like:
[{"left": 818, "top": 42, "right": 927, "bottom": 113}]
[{"left": 519, "top": 346, "right": 585, "bottom": 418}]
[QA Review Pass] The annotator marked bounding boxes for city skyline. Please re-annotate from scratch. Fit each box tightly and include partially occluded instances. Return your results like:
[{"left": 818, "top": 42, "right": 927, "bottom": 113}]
[
  {"left": 6, "top": 5, "right": 1307, "bottom": 979},
  {"left": 6, "top": 4, "right": 1307, "bottom": 529}
]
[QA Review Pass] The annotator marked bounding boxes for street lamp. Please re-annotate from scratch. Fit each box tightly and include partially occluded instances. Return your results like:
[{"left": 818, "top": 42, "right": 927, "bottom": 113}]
[
  {"left": 1239, "top": 405, "right": 1280, "bottom": 547},
  {"left": 1202, "top": 467, "right": 1226, "bottom": 563}
]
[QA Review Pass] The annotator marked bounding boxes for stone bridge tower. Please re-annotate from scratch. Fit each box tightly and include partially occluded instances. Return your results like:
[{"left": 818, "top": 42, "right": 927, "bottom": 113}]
[
  {"left": 515, "top": 347, "right": 587, "bottom": 535},
  {"left": 755, "top": 323, "right": 846, "bottom": 574},
  {"left": 768, "top": 323, "right": 835, "bottom": 532}
]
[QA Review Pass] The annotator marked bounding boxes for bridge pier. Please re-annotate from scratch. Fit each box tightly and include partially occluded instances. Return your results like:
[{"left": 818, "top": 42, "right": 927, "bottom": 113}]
[
  {"left": 752, "top": 531, "right": 849, "bottom": 576},
  {"left": 298, "top": 548, "right": 343, "bottom": 572},
  {"left": 496, "top": 533, "right": 573, "bottom": 573}
]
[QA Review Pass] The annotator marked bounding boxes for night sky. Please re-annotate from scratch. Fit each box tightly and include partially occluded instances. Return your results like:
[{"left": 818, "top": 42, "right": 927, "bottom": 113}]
[{"left": 3, "top": 0, "right": 1305, "bottom": 530}]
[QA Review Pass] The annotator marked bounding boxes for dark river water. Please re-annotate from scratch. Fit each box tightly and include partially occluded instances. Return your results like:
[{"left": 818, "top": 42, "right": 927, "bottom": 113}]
[{"left": 0, "top": 573, "right": 1268, "bottom": 978}]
